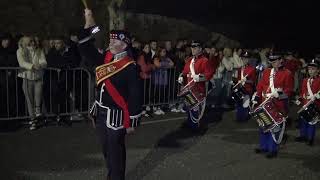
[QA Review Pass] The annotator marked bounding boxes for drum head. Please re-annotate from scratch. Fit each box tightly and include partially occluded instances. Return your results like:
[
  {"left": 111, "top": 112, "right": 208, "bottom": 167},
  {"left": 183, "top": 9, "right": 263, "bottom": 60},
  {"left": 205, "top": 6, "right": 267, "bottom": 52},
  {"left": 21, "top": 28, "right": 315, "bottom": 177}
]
[{"left": 242, "top": 95, "right": 250, "bottom": 108}]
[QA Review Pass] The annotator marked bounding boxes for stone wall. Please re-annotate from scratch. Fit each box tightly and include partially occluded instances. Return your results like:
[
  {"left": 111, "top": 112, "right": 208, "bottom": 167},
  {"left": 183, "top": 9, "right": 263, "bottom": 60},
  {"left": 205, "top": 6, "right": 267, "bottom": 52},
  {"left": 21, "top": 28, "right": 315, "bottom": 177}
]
[{"left": 0, "top": 0, "right": 239, "bottom": 47}]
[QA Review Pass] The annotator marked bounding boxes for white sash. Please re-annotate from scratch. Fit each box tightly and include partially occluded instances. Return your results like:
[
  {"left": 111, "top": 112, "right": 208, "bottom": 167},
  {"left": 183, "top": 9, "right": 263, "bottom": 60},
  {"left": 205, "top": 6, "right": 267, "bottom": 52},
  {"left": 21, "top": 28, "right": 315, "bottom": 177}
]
[
  {"left": 189, "top": 57, "right": 196, "bottom": 77},
  {"left": 307, "top": 78, "right": 314, "bottom": 98},
  {"left": 241, "top": 67, "right": 245, "bottom": 79},
  {"left": 269, "top": 68, "right": 276, "bottom": 93}
]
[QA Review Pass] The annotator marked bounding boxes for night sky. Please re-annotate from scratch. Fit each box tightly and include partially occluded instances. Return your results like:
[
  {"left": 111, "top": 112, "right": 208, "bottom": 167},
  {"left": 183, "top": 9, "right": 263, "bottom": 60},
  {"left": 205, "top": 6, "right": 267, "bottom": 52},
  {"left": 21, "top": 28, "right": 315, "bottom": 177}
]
[{"left": 126, "top": 0, "right": 319, "bottom": 51}]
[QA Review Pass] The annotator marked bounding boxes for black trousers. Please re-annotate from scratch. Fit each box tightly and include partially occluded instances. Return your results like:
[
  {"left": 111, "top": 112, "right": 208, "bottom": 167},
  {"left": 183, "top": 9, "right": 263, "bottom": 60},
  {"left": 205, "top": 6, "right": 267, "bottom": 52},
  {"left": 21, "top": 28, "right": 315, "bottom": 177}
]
[{"left": 96, "top": 109, "right": 126, "bottom": 180}]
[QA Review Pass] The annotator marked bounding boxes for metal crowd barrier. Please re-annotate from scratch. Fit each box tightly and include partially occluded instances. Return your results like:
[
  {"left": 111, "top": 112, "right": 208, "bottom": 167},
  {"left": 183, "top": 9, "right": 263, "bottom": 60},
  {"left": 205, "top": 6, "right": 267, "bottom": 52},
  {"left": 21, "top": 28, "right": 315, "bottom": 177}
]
[
  {"left": 0, "top": 66, "right": 182, "bottom": 121},
  {"left": 142, "top": 67, "right": 181, "bottom": 107},
  {"left": 0, "top": 67, "right": 92, "bottom": 121},
  {"left": 0, "top": 65, "right": 310, "bottom": 121}
]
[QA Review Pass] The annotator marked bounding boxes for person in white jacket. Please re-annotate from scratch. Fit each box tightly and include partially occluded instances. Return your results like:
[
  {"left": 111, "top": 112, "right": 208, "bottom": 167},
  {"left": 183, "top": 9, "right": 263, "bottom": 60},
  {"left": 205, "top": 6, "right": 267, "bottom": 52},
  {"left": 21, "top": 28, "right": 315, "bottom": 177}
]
[
  {"left": 17, "top": 36, "right": 47, "bottom": 130},
  {"left": 221, "top": 48, "right": 234, "bottom": 107}
]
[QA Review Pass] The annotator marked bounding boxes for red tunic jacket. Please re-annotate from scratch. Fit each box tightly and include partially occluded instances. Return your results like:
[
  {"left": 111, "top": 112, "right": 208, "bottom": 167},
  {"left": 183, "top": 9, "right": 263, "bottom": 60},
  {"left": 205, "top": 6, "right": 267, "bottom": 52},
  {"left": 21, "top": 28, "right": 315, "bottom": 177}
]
[
  {"left": 256, "top": 67, "right": 294, "bottom": 113},
  {"left": 283, "top": 58, "right": 302, "bottom": 74},
  {"left": 237, "top": 65, "right": 256, "bottom": 95},
  {"left": 300, "top": 76, "right": 320, "bottom": 107},
  {"left": 182, "top": 54, "right": 214, "bottom": 94}
]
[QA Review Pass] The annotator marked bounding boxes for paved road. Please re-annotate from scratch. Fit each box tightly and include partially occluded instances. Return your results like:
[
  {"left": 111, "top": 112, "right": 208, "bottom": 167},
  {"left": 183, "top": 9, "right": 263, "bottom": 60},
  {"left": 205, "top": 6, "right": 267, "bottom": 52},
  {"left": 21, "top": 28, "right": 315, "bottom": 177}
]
[{"left": 1, "top": 106, "right": 320, "bottom": 180}]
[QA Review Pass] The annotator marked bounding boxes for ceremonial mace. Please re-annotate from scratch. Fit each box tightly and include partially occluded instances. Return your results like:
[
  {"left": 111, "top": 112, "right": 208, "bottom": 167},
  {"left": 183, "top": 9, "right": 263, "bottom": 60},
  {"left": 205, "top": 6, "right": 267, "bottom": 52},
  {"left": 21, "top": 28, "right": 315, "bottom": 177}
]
[{"left": 78, "top": 0, "right": 100, "bottom": 44}]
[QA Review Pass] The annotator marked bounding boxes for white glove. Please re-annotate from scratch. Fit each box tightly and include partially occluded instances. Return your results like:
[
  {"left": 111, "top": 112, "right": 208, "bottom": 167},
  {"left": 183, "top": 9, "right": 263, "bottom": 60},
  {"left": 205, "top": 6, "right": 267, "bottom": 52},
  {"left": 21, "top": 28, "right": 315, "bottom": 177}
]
[
  {"left": 295, "top": 99, "right": 301, "bottom": 105},
  {"left": 193, "top": 74, "right": 201, "bottom": 82},
  {"left": 178, "top": 76, "right": 184, "bottom": 84},
  {"left": 273, "top": 91, "right": 279, "bottom": 98},
  {"left": 268, "top": 91, "right": 279, "bottom": 98},
  {"left": 251, "top": 92, "right": 259, "bottom": 105},
  {"left": 252, "top": 100, "right": 258, "bottom": 105},
  {"left": 239, "top": 77, "right": 247, "bottom": 85}
]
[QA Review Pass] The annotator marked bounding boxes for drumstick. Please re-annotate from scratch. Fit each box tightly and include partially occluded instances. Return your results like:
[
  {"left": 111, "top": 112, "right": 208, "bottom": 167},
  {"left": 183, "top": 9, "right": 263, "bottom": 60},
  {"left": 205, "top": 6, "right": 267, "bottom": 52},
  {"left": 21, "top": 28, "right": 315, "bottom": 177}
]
[
  {"left": 233, "top": 74, "right": 248, "bottom": 89},
  {"left": 297, "top": 90, "right": 320, "bottom": 113},
  {"left": 250, "top": 95, "right": 272, "bottom": 111},
  {"left": 81, "top": 0, "right": 88, "bottom": 8}
]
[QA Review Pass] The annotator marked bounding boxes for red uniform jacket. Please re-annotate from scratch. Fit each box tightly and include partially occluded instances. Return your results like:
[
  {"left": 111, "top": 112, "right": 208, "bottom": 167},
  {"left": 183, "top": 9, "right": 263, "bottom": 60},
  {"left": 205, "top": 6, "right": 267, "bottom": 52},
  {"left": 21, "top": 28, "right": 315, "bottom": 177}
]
[
  {"left": 182, "top": 54, "right": 214, "bottom": 94},
  {"left": 283, "top": 58, "right": 302, "bottom": 74},
  {"left": 208, "top": 55, "right": 220, "bottom": 74},
  {"left": 256, "top": 67, "right": 294, "bottom": 113},
  {"left": 237, "top": 65, "right": 256, "bottom": 95},
  {"left": 300, "top": 76, "right": 320, "bottom": 107}
]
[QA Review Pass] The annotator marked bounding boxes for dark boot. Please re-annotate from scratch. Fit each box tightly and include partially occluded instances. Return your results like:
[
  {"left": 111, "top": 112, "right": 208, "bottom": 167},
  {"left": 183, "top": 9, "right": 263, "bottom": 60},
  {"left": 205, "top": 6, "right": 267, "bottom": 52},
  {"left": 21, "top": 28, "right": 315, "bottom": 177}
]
[
  {"left": 255, "top": 148, "right": 267, "bottom": 154},
  {"left": 295, "top": 136, "right": 307, "bottom": 142},
  {"left": 307, "top": 139, "right": 314, "bottom": 146},
  {"left": 266, "top": 152, "right": 277, "bottom": 158}
]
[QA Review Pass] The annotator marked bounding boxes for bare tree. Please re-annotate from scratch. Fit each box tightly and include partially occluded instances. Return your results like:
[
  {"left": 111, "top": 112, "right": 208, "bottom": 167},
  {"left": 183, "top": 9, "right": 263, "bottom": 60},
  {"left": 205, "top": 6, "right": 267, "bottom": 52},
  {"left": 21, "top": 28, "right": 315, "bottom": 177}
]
[{"left": 108, "top": 0, "right": 125, "bottom": 30}]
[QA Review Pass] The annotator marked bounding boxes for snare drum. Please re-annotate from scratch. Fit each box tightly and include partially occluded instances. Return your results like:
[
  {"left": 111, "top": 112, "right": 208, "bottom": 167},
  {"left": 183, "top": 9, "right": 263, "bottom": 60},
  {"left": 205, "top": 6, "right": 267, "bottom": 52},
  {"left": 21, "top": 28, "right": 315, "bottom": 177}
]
[
  {"left": 178, "top": 81, "right": 206, "bottom": 110},
  {"left": 251, "top": 98, "right": 287, "bottom": 132},
  {"left": 299, "top": 102, "right": 320, "bottom": 124},
  {"left": 231, "top": 86, "right": 250, "bottom": 108}
]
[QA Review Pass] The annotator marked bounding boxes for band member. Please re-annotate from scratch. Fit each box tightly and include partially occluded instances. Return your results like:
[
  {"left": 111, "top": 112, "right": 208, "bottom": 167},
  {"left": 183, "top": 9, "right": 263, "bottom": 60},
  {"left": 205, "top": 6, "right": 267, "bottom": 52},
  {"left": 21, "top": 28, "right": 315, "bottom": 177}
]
[
  {"left": 232, "top": 51, "right": 256, "bottom": 122},
  {"left": 79, "top": 9, "right": 143, "bottom": 180},
  {"left": 178, "top": 41, "right": 214, "bottom": 131},
  {"left": 252, "top": 51, "right": 294, "bottom": 158},
  {"left": 295, "top": 60, "right": 320, "bottom": 146}
]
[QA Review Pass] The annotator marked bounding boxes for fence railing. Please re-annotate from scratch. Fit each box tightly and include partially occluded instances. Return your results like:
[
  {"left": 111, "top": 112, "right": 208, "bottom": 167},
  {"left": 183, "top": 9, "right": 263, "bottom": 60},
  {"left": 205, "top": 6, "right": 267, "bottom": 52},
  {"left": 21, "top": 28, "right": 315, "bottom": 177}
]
[
  {"left": 0, "top": 65, "right": 308, "bottom": 121},
  {"left": 0, "top": 67, "right": 92, "bottom": 121},
  {"left": 0, "top": 67, "right": 182, "bottom": 121}
]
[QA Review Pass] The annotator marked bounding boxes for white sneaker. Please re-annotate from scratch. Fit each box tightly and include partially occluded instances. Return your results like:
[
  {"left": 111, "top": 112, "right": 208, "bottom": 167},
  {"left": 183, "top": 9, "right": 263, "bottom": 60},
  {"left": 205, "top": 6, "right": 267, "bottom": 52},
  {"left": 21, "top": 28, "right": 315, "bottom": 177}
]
[
  {"left": 146, "top": 106, "right": 151, "bottom": 111},
  {"left": 159, "top": 109, "right": 165, "bottom": 115},
  {"left": 154, "top": 109, "right": 162, "bottom": 115},
  {"left": 29, "top": 122, "right": 37, "bottom": 130},
  {"left": 171, "top": 108, "right": 178, "bottom": 112},
  {"left": 179, "top": 108, "right": 186, "bottom": 113}
]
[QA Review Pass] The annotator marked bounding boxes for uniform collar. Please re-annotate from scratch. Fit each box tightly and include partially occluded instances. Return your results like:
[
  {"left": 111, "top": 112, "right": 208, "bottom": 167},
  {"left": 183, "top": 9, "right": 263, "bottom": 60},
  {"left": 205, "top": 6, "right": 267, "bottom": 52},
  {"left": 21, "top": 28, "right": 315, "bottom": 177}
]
[
  {"left": 114, "top": 51, "right": 127, "bottom": 61},
  {"left": 192, "top": 52, "right": 203, "bottom": 59}
]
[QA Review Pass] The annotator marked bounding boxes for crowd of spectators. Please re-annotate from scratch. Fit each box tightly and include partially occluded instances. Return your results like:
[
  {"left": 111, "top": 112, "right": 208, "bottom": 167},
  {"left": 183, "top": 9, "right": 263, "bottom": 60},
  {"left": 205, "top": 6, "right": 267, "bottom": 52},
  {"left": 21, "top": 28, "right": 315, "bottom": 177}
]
[{"left": 1, "top": 31, "right": 319, "bottom": 130}]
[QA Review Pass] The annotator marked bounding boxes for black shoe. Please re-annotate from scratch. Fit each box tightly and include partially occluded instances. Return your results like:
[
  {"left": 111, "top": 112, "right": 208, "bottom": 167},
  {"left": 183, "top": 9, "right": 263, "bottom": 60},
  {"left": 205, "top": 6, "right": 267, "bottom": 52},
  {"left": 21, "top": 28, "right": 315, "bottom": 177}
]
[
  {"left": 295, "top": 136, "right": 307, "bottom": 142},
  {"left": 266, "top": 152, "right": 277, "bottom": 158},
  {"left": 29, "top": 122, "right": 37, "bottom": 131},
  {"left": 282, "top": 134, "right": 288, "bottom": 144},
  {"left": 63, "top": 118, "right": 72, "bottom": 127},
  {"left": 307, "top": 139, "right": 314, "bottom": 146},
  {"left": 255, "top": 148, "right": 266, "bottom": 154},
  {"left": 180, "top": 121, "right": 189, "bottom": 129}
]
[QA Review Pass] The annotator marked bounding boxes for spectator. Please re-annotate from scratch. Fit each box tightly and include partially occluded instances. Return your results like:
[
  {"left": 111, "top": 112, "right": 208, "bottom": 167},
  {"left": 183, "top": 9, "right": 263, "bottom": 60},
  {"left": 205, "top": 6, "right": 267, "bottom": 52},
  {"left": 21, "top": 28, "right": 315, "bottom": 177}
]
[
  {"left": 17, "top": 36, "right": 47, "bottom": 130},
  {"left": 46, "top": 36, "right": 80, "bottom": 124},
  {"left": 164, "top": 40, "right": 175, "bottom": 60},
  {"left": 153, "top": 47, "right": 174, "bottom": 115},
  {"left": 137, "top": 43, "right": 155, "bottom": 115},
  {"left": 233, "top": 48, "right": 244, "bottom": 69},
  {"left": 0, "top": 33, "right": 18, "bottom": 67},
  {"left": 132, "top": 39, "right": 142, "bottom": 60},
  {"left": 221, "top": 48, "right": 234, "bottom": 108},
  {"left": 0, "top": 33, "right": 19, "bottom": 117},
  {"left": 150, "top": 40, "right": 157, "bottom": 59}
]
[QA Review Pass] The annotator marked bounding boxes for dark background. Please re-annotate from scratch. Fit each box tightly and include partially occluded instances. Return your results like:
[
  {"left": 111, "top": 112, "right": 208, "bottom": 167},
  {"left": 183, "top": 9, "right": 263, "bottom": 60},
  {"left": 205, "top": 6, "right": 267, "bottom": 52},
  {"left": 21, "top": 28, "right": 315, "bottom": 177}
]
[
  {"left": 126, "top": 0, "right": 318, "bottom": 51},
  {"left": 1, "top": 0, "right": 318, "bottom": 54}
]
